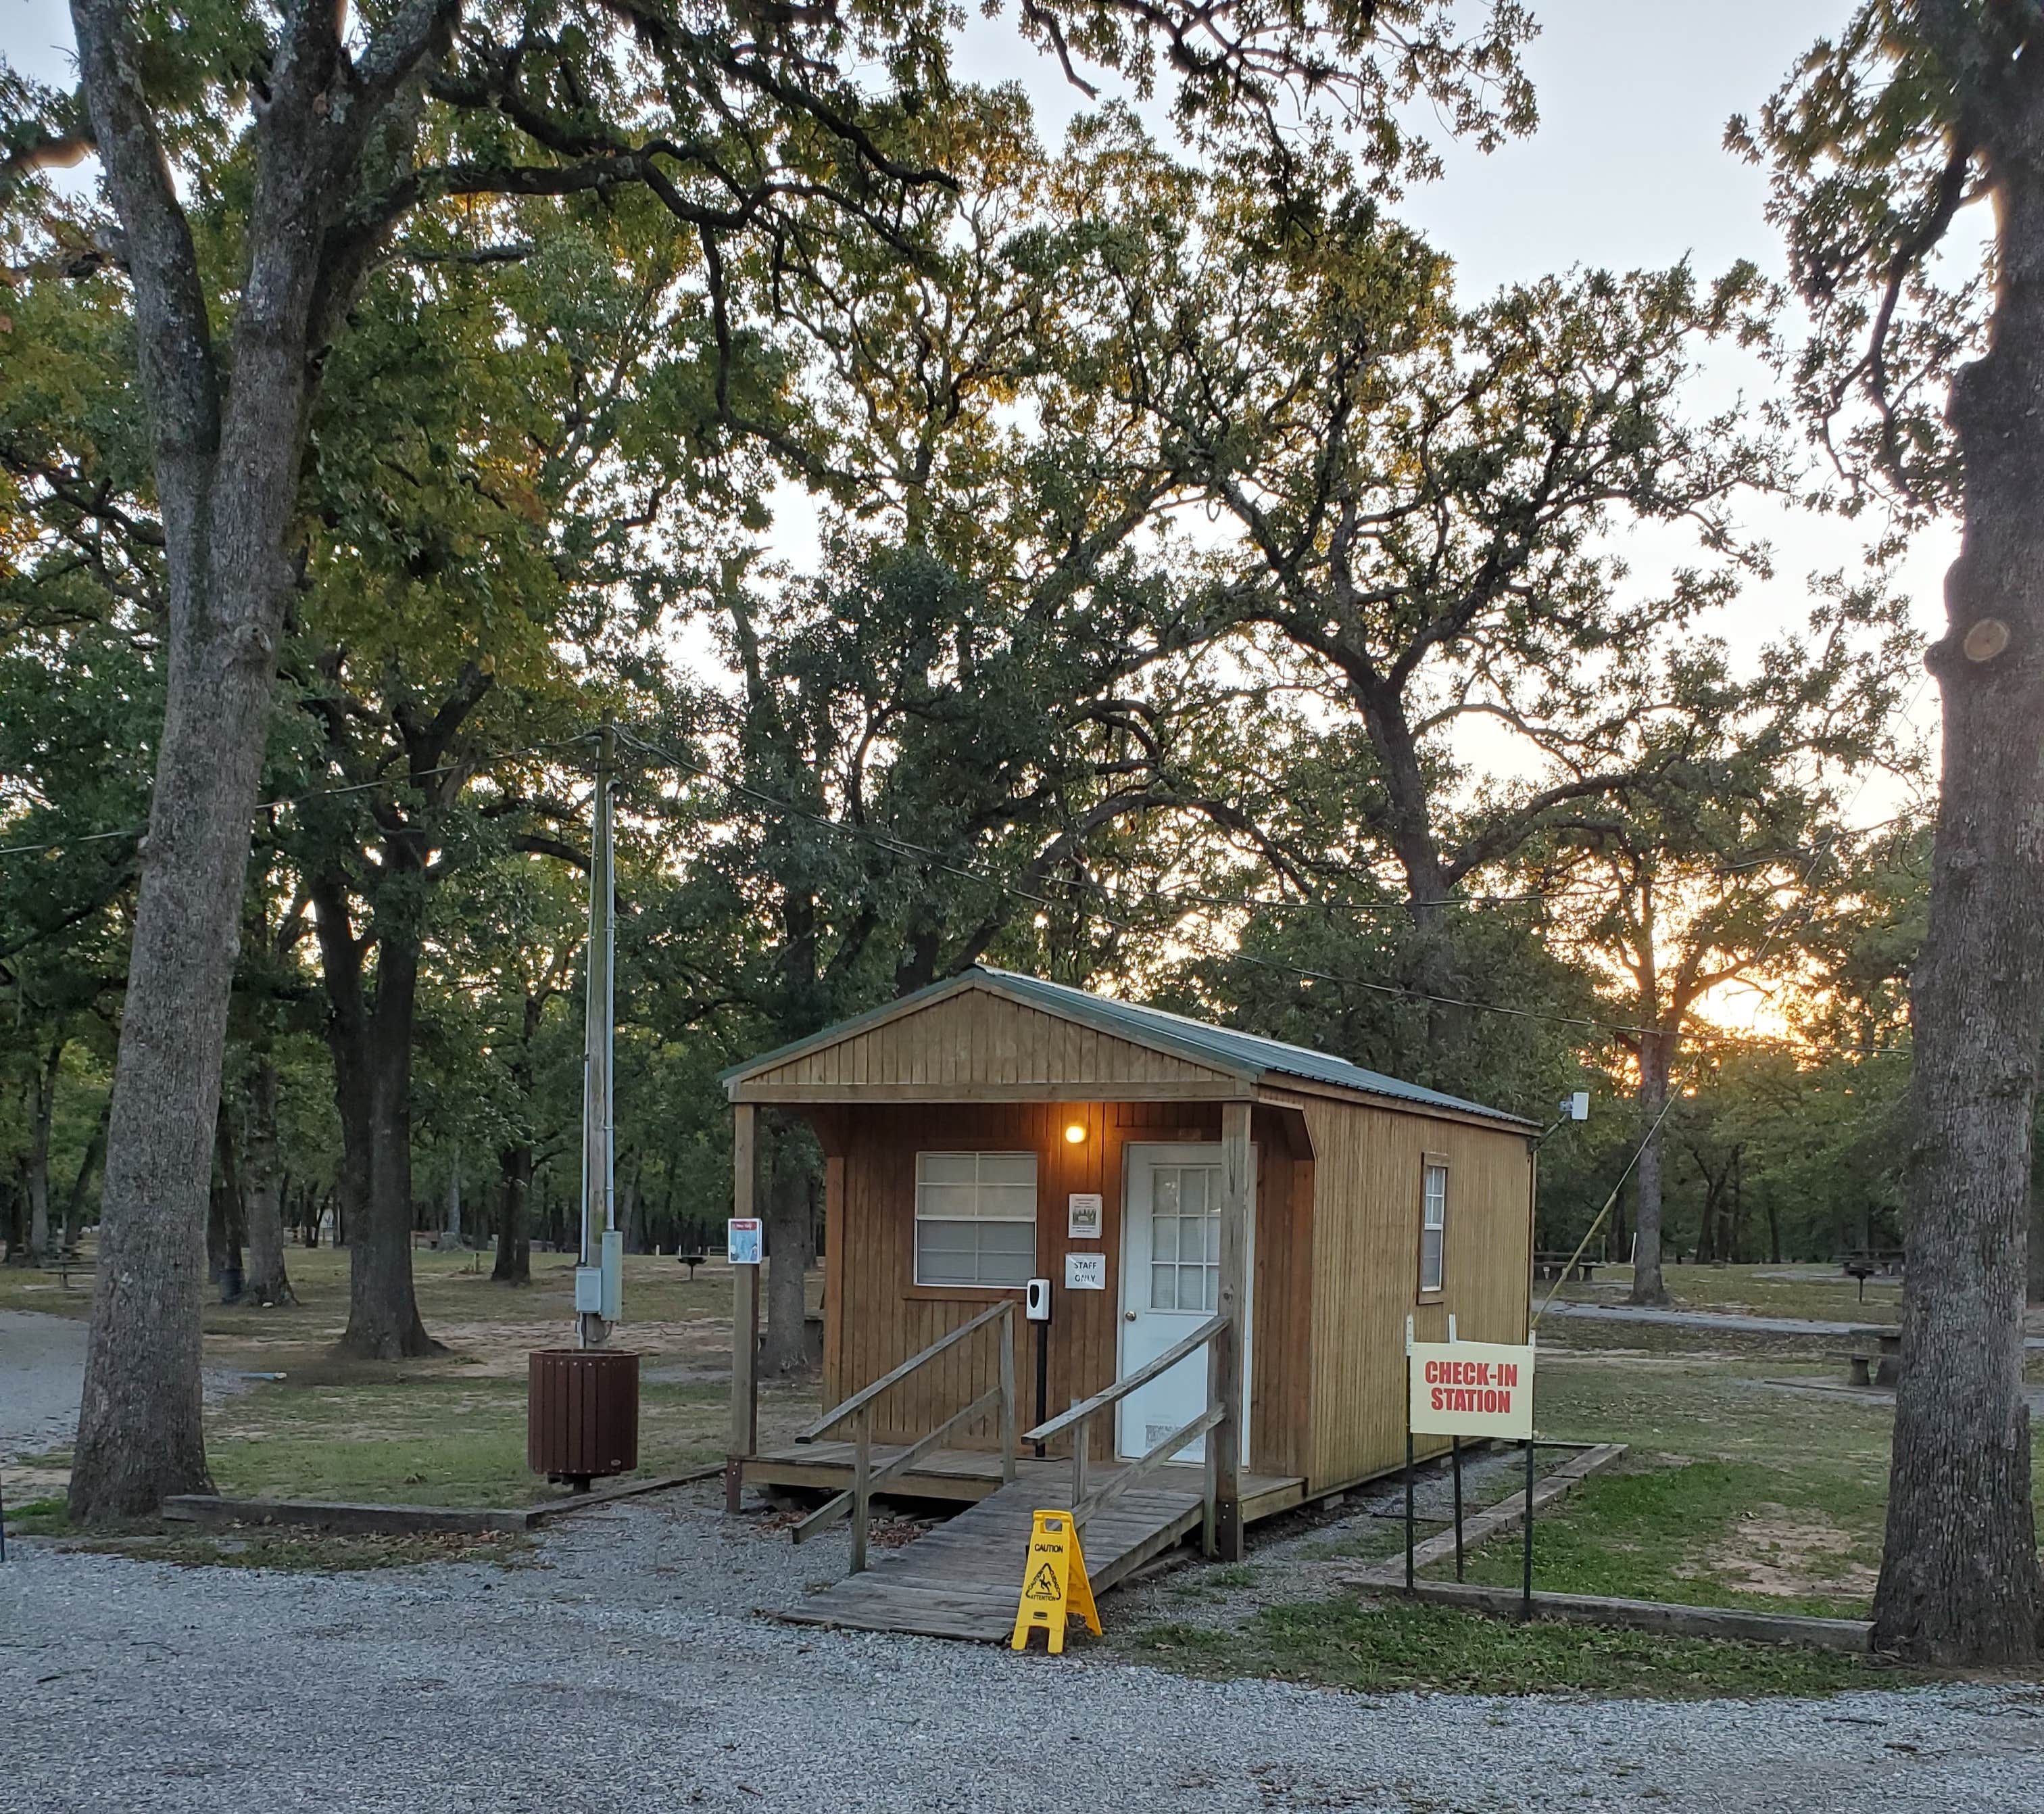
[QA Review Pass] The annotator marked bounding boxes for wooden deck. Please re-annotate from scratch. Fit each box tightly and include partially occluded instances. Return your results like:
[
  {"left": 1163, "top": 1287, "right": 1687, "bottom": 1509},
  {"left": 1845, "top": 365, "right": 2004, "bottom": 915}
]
[
  {"left": 758, "top": 1444, "right": 1304, "bottom": 1642},
  {"left": 748, "top": 1440, "right": 1305, "bottom": 1519}
]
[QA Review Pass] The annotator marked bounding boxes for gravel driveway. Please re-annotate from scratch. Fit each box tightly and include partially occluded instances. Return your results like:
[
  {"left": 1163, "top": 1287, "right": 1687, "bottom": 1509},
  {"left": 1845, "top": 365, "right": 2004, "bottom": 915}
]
[
  {"left": 0, "top": 1308, "right": 91, "bottom": 1460},
  {"left": 5, "top": 1482, "right": 2043, "bottom": 1813},
  {"left": 1, "top": 1308, "right": 252, "bottom": 1481}
]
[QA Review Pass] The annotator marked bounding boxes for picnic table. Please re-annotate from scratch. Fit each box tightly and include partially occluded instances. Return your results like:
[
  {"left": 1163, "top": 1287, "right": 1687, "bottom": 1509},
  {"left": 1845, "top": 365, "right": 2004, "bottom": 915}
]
[
  {"left": 1532, "top": 1251, "right": 1599, "bottom": 1284},
  {"left": 1841, "top": 1325, "right": 1902, "bottom": 1388},
  {"left": 40, "top": 1249, "right": 96, "bottom": 1289}
]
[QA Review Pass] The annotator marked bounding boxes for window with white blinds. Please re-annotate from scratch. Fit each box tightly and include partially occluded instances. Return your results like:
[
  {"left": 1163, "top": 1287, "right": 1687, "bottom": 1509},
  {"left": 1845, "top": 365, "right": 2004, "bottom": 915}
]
[
  {"left": 914, "top": 1151, "right": 1038, "bottom": 1288},
  {"left": 1419, "top": 1160, "right": 1449, "bottom": 1293}
]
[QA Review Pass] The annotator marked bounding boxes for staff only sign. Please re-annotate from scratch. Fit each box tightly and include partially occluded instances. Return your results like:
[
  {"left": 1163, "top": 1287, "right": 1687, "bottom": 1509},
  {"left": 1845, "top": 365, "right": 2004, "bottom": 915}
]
[{"left": 1408, "top": 1336, "right": 1536, "bottom": 1439}]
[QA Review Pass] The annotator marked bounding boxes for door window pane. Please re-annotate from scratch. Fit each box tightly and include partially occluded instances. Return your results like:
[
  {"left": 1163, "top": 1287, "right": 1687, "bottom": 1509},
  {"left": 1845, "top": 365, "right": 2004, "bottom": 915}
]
[{"left": 1150, "top": 1166, "right": 1221, "bottom": 1316}]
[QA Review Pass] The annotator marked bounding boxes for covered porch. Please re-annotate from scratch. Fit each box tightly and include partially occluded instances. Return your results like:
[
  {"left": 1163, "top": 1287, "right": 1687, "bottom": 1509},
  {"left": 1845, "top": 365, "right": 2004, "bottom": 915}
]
[
  {"left": 718, "top": 970, "right": 1314, "bottom": 1565},
  {"left": 724, "top": 1086, "right": 1286, "bottom": 1565}
]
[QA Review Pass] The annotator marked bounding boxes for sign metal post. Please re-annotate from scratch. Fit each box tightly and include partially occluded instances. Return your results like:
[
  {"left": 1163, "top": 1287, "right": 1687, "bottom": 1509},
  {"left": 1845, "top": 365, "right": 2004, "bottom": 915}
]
[
  {"left": 1403, "top": 1317, "right": 1415, "bottom": 1593},
  {"left": 1522, "top": 1434, "right": 1536, "bottom": 1619},
  {"left": 1451, "top": 1437, "right": 1464, "bottom": 1581},
  {"left": 1406, "top": 1328, "right": 1536, "bottom": 1606}
]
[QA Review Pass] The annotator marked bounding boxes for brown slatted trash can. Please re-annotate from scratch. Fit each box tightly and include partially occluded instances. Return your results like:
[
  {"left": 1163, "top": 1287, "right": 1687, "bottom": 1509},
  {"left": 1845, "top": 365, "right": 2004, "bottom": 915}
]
[{"left": 528, "top": 1349, "right": 639, "bottom": 1491}]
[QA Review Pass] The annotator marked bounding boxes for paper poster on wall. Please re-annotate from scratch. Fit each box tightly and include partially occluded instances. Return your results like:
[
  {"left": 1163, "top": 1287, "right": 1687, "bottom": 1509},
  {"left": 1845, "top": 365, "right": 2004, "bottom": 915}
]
[
  {"left": 1067, "top": 1193, "right": 1104, "bottom": 1239},
  {"left": 1065, "top": 1252, "right": 1107, "bottom": 1291},
  {"left": 727, "top": 1217, "right": 763, "bottom": 1266}
]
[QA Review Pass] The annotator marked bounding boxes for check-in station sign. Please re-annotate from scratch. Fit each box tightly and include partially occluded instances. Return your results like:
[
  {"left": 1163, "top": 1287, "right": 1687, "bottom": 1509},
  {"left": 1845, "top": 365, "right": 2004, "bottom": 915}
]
[{"left": 1407, "top": 1339, "right": 1535, "bottom": 1440}]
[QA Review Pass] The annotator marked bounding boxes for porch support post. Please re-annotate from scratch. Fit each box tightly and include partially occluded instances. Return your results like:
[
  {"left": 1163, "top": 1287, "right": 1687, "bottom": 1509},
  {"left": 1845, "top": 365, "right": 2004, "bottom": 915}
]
[
  {"left": 1214, "top": 1099, "right": 1252, "bottom": 1561},
  {"left": 726, "top": 1101, "right": 759, "bottom": 1514}
]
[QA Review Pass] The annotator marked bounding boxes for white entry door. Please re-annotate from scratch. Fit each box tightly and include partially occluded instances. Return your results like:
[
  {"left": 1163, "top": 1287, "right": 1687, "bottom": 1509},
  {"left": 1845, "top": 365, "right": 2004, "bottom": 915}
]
[{"left": 1116, "top": 1143, "right": 1253, "bottom": 1464}]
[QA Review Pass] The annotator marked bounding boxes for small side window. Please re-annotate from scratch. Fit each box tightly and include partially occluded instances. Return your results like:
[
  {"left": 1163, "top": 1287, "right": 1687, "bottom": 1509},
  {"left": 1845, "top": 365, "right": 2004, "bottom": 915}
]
[{"left": 1419, "top": 1157, "right": 1449, "bottom": 1295}]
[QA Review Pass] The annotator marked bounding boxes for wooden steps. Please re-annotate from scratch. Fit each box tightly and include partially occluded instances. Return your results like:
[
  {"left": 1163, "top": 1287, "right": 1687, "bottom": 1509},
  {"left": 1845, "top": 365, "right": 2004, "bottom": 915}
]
[{"left": 778, "top": 1474, "right": 1209, "bottom": 1642}]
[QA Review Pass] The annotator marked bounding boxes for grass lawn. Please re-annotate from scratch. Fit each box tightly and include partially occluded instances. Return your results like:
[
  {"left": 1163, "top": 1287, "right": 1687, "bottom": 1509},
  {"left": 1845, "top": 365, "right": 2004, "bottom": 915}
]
[
  {"left": 1118, "top": 1347, "right": 2044, "bottom": 1698},
  {"left": 1439, "top": 1352, "right": 2044, "bottom": 1619},
  {"left": 1127, "top": 1596, "right": 1918, "bottom": 1699},
  {"left": 0, "top": 1242, "right": 744, "bottom": 1339},
  {"left": 1542, "top": 1261, "right": 1910, "bottom": 1327},
  {"left": 3, "top": 1243, "right": 825, "bottom": 1510}
]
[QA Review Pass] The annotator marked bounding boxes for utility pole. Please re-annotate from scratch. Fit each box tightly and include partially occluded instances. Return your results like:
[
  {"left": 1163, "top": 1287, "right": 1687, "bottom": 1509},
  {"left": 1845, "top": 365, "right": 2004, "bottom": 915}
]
[{"left": 576, "top": 719, "right": 619, "bottom": 1348}]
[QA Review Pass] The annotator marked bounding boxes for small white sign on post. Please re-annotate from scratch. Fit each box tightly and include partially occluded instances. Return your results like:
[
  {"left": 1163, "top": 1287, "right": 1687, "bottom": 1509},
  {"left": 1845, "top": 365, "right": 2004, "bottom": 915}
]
[
  {"left": 1065, "top": 1251, "right": 1106, "bottom": 1291},
  {"left": 1407, "top": 1337, "right": 1536, "bottom": 1439},
  {"left": 1067, "top": 1193, "right": 1104, "bottom": 1239},
  {"left": 727, "top": 1217, "right": 763, "bottom": 1266}
]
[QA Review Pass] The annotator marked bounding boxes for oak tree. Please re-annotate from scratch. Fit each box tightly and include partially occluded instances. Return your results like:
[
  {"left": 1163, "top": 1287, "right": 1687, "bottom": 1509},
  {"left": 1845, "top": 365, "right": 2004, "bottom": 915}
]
[{"left": 1740, "top": 1, "right": 2044, "bottom": 1661}]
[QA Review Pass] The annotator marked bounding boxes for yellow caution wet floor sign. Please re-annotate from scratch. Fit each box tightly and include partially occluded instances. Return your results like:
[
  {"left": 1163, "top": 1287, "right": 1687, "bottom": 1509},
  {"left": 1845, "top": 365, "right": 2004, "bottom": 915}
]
[{"left": 1011, "top": 1509, "right": 1101, "bottom": 1653}]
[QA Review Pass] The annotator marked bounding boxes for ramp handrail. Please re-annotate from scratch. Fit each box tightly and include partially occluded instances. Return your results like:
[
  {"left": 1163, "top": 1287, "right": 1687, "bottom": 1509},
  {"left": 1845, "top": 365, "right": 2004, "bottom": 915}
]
[
  {"left": 791, "top": 1297, "right": 1017, "bottom": 1573},
  {"left": 1021, "top": 1312, "right": 1229, "bottom": 1551}
]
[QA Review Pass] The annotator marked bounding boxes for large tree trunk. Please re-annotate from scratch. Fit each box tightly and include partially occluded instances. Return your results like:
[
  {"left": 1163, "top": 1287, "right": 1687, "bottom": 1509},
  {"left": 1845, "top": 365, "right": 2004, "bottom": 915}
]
[
  {"left": 314, "top": 879, "right": 439, "bottom": 1358},
  {"left": 440, "top": 1149, "right": 462, "bottom": 1251},
  {"left": 493, "top": 1142, "right": 533, "bottom": 1283},
  {"left": 62, "top": 1107, "right": 107, "bottom": 1254},
  {"left": 208, "top": 1102, "right": 245, "bottom": 1300},
  {"left": 64, "top": 9, "right": 305, "bottom": 1519},
  {"left": 1872, "top": 156, "right": 2044, "bottom": 1660},
  {"left": 64, "top": 0, "right": 454, "bottom": 1524},
  {"left": 25, "top": 1040, "right": 61, "bottom": 1266},
  {"left": 761, "top": 1119, "right": 816, "bottom": 1375},
  {"left": 241, "top": 1058, "right": 295, "bottom": 1306},
  {"left": 621, "top": 1156, "right": 647, "bottom": 1255},
  {"left": 1629, "top": 1031, "right": 1672, "bottom": 1306},
  {"left": 346, "top": 938, "right": 438, "bottom": 1356},
  {"left": 69, "top": 588, "right": 266, "bottom": 1516}
]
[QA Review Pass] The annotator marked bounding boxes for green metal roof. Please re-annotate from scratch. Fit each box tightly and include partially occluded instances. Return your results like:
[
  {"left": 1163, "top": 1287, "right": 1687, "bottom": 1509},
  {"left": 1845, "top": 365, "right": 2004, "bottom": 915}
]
[
  {"left": 974, "top": 968, "right": 1530, "bottom": 1126},
  {"left": 725, "top": 965, "right": 1531, "bottom": 1128}
]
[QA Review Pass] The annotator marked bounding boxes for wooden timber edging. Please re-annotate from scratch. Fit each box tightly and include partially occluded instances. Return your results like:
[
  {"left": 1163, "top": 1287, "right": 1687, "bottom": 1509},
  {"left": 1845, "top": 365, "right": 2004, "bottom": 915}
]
[
  {"left": 1340, "top": 1441, "right": 1628, "bottom": 1588},
  {"left": 1378, "top": 1579, "right": 1875, "bottom": 1654},
  {"left": 162, "top": 1496, "right": 531, "bottom": 1536},
  {"left": 527, "top": 1465, "right": 727, "bottom": 1525},
  {"left": 160, "top": 1465, "right": 723, "bottom": 1539}
]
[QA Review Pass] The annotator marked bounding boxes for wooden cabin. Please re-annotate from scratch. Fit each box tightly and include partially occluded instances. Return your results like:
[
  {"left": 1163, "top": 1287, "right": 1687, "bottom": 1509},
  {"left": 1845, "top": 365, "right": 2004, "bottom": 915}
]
[{"left": 722, "top": 966, "right": 1536, "bottom": 1564}]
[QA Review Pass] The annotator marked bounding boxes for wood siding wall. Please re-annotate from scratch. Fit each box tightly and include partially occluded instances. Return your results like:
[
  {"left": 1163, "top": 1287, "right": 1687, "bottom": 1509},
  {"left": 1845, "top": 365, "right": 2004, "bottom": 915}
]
[
  {"left": 746, "top": 990, "right": 1238, "bottom": 1097},
  {"left": 817, "top": 1101, "right": 1313, "bottom": 1478},
  {"left": 1275, "top": 1089, "right": 1534, "bottom": 1493}
]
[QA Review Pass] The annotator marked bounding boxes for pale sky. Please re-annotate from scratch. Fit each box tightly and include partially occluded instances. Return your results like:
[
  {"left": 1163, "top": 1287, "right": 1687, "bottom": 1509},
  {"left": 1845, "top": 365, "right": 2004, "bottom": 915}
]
[{"left": 5, "top": 0, "right": 1955, "bottom": 794}]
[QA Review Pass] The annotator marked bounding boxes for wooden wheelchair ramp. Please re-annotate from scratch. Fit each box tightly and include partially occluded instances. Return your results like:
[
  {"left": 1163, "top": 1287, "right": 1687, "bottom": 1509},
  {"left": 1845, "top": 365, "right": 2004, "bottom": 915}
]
[{"left": 778, "top": 1474, "right": 1208, "bottom": 1642}]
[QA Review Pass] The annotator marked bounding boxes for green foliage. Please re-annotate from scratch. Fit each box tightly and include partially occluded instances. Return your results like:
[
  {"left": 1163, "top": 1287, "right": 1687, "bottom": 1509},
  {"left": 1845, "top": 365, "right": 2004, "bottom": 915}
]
[
  {"left": 0, "top": 1, "right": 1940, "bottom": 1314},
  {"left": 1730, "top": 3, "right": 1991, "bottom": 514}
]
